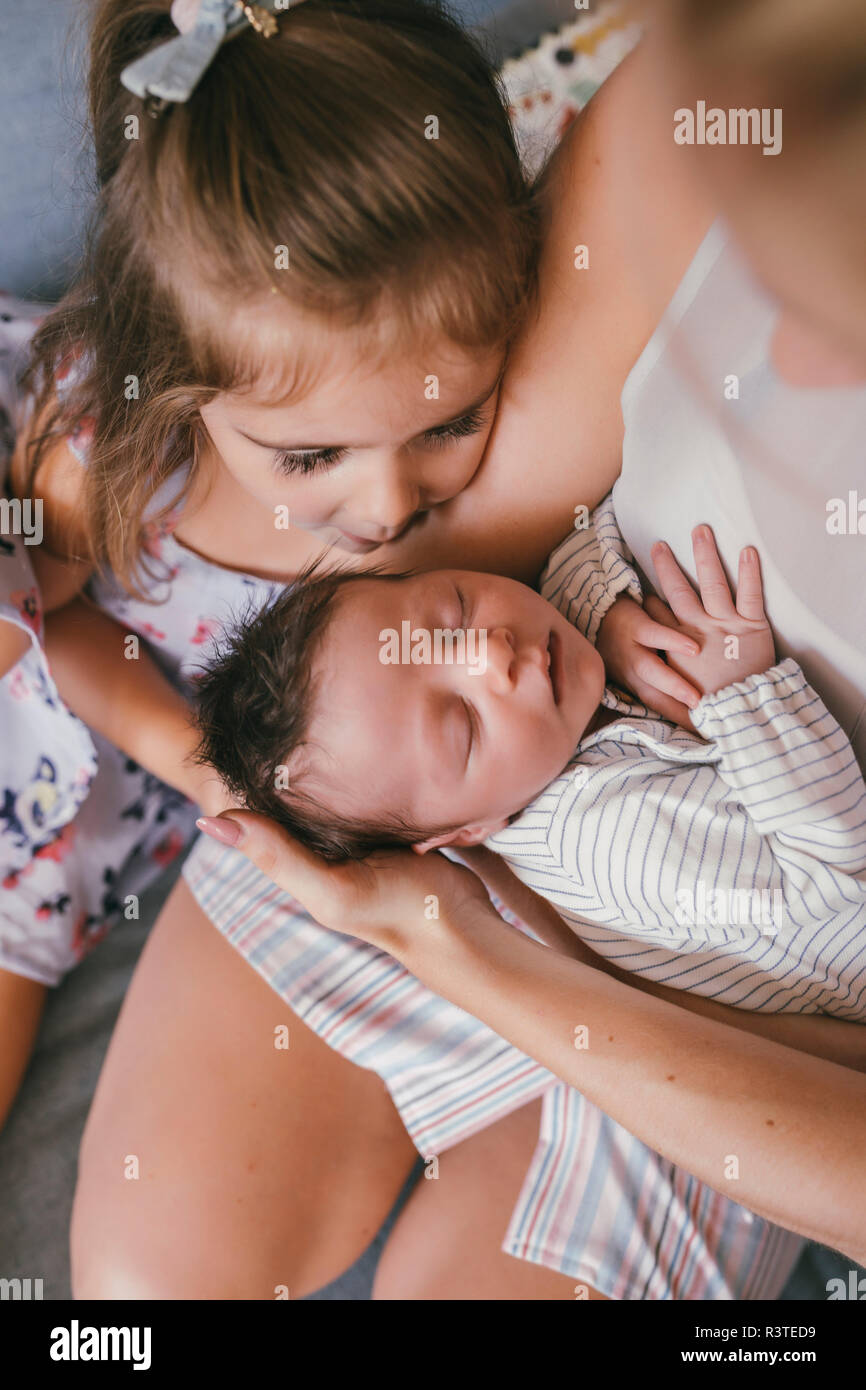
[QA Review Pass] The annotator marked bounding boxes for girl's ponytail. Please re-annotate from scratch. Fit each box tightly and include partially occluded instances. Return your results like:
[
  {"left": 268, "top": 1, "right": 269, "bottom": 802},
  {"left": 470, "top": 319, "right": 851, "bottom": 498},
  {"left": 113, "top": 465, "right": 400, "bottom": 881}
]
[{"left": 88, "top": 1, "right": 175, "bottom": 186}]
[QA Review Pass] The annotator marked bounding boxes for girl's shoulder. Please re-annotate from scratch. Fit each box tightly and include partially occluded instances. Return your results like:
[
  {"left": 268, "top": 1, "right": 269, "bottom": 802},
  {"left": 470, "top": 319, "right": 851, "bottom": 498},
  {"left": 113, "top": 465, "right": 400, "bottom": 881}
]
[{"left": 11, "top": 393, "right": 91, "bottom": 573}]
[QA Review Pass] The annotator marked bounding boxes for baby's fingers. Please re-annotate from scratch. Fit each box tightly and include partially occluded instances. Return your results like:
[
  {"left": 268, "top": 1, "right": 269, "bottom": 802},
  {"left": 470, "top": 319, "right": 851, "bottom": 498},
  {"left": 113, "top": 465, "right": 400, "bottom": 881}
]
[
  {"left": 632, "top": 646, "right": 701, "bottom": 712},
  {"left": 691, "top": 525, "right": 736, "bottom": 619},
  {"left": 735, "top": 546, "right": 766, "bottom": 622},
  {"left": 650, "top": 541, "right": 705, "bottom": 624},
  {"left": 639, "top": 598, "right": 700, "bottom": 658}
]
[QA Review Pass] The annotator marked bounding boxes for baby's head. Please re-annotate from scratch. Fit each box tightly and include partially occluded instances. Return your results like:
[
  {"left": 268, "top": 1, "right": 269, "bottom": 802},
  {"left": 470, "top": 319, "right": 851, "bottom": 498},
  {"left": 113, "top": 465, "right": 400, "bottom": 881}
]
[{"left": 194, "top": 566, "right": 605, "bottom": 859}]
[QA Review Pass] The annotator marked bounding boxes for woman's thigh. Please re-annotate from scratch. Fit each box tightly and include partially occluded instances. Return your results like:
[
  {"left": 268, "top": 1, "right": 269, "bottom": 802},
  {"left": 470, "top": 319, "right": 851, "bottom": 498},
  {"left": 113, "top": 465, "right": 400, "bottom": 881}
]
[
  {"left": 71, "top": 876, "right": 418, "bottom": 1300},
  {"left": 373, "top": 1099, "right": 607, "bottom": 1301}
]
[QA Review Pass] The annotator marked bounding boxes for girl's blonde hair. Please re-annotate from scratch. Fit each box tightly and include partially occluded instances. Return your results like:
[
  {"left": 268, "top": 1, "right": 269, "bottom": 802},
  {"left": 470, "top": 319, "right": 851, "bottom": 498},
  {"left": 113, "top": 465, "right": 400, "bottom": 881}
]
[{"left": 24, "top": 0, "right": 539, "bottom": 594}]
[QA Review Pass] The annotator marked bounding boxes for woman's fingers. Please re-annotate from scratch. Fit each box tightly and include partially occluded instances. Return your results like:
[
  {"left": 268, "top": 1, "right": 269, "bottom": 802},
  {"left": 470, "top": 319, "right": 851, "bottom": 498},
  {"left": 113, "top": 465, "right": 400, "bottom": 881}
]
[
  {"left": 650, "top": 541, "right": 704, "bottom": 623},
  {"left": 735, "top": 545, "right": 766, "bottom": 621},
  {"left": 691, "top": 525, "right": 735, "bottom": 618},
  {"left": 196, "top": 811, "right": 348, "bottom": 919}
]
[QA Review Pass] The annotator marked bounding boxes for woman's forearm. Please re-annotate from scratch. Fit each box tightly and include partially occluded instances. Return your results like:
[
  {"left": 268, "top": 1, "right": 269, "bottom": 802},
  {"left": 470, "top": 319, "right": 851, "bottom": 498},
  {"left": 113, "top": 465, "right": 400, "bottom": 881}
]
[
  {"left": 459, "top": 845, "right": 866, "bottom": 1072},
  {"left": 609, "top": 965, "right": 866, "bottom": 1073},
  {"left": 392, "top": 899, "right": 866, "bottom": 1263}
]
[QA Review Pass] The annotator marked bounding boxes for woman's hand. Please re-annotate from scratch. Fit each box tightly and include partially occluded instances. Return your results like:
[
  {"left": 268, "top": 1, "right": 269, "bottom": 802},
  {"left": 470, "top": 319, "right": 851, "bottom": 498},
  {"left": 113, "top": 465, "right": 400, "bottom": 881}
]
[
  {"left": 195, "top": 811, "right": 492, "bottom": 954},
  {"left": 596, "top": 594, "right": 701, "bottom": 727}
]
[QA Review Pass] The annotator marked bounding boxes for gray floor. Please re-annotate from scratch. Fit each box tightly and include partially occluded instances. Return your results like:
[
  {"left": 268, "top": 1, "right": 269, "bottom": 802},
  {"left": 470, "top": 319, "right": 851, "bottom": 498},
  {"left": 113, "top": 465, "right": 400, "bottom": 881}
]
[{"left": 0, "top": 0, "right": 858, "bottom": 1302}]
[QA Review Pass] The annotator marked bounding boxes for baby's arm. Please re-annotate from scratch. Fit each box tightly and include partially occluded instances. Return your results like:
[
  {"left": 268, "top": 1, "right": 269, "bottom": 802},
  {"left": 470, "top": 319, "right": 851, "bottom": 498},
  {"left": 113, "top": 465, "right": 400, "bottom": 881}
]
[
  {"left": 693, "top": 664, "right": 866, "bottom": 885},
  {"left": 541, "top": 495, "right": 701, "bottom": 719},
  {"left": 655, "top": 530, "right": 866, "bottom": 905},
  {"left": 44, "top": 598, "right": 231, "bottom": 815}
]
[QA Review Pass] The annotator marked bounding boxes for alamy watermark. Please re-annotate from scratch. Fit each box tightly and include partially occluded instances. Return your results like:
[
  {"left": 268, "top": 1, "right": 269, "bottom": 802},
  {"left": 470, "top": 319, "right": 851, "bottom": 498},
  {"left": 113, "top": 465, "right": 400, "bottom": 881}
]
[
  {"left": 49, "top": 1320, "right": 151, "bottom": 1371},
  {"left": 0, "top": 497, "right": 43, "bottom": 546},
  {"left": 674, "top": 102, "right": 782, "bottom": 157},
  {"left": 675, "top": 881, "right": 781, "bottom": 937},
  {"left": 0, "top": 1276, "right": 43, "bottom": 1299},
  {"left": 379, "top": 622, "right": 487, "bottom": 675}
]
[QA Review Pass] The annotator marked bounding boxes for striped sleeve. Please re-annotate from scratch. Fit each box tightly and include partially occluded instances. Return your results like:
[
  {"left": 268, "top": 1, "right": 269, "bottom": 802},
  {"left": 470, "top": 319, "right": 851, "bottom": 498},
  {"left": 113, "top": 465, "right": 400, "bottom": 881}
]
[
  {"left": 691, "top": 658, "right": 866, "bottom": 880},
  {"left": 540, "top": 493, "right": 643, "bottom": 643}
]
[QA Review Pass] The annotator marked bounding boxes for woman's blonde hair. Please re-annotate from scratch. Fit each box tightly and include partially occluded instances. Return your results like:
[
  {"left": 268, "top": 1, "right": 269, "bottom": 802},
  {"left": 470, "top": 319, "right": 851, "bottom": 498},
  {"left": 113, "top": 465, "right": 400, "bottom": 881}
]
[{"left": 24, "top": 0, "right": 539, "bottom": 594}]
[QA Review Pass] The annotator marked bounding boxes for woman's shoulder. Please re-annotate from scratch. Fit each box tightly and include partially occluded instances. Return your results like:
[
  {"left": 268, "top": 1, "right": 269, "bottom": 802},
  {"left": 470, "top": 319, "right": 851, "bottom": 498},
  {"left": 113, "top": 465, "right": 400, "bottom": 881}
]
[{"left": 549, "top": 42, "right": 714, "bottom": 328}]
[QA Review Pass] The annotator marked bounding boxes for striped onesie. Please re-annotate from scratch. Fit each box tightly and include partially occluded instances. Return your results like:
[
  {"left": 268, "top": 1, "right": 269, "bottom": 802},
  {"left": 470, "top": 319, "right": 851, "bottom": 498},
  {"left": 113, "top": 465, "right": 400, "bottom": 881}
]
[{"left": 489, "top": 496, "right": 866, "bottom": 1018}]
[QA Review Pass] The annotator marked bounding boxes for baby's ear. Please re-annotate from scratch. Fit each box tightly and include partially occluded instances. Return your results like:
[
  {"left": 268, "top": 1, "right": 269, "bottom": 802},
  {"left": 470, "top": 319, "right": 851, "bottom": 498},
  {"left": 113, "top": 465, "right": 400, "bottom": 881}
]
[
  {"left": 411, "top": 819, "right": 510, "bottom": 855},
  {"left": 411, "top": 831, "right": 459, "bottom": 855}
]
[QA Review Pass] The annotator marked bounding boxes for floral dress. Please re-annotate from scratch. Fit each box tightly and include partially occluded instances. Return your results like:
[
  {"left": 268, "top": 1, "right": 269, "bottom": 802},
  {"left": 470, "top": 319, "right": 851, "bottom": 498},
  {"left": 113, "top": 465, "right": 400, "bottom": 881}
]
[{"left": 0, "top": 294, "right": 279, "bottom": 984}]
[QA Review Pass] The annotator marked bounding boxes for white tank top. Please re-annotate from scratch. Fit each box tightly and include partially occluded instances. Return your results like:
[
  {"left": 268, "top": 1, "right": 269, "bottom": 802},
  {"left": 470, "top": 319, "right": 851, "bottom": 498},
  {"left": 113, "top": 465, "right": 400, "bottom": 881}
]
[{"left": 615, "top": 221, "right": 866, "bottom": 767}]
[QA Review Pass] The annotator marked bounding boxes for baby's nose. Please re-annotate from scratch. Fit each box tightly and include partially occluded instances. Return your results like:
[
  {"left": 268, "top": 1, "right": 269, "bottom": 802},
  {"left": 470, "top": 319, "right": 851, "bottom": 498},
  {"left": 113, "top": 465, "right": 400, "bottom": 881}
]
[{"left": 483, "top": 627, "right": 517, "bottom": 690}]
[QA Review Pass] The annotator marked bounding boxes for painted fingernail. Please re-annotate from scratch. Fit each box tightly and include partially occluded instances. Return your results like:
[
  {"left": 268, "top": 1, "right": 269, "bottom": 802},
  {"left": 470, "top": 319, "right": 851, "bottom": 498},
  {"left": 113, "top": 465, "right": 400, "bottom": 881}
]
[{"left": 196, "top": 815, "right": 242, "bottom": 847}]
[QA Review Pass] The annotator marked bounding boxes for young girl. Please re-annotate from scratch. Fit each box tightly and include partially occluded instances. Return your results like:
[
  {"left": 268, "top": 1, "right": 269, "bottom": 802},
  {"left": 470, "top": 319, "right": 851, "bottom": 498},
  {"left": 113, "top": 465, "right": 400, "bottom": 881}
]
[{"left": 3, "top": 0, "right": 810, "bottom": 1301}]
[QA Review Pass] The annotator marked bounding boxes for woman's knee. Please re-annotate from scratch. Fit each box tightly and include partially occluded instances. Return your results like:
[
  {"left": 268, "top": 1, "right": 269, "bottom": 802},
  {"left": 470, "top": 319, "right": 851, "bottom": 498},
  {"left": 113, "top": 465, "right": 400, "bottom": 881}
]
[
  {"left": 69, "top": 878, "right": 415, "bottom": 1298},
  {"left": 70, "top": 1132, "right": 386, "bottom": 1300}
]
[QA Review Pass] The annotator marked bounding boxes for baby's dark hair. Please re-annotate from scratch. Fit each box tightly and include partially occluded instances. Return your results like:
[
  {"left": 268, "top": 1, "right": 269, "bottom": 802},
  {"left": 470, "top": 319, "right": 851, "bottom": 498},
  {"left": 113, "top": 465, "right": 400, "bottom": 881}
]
[{"left": 193, "top": 562, "right": 459, "bottom": 860}]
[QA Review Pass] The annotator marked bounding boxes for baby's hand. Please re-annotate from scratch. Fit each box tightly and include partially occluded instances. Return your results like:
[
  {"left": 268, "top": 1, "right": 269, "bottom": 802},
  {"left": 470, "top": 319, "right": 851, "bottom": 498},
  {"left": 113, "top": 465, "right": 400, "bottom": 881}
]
[
  {"left": 596, "top": 595, "right": 702, "bottom": 728},
  {"left": 649, "top": 526, "right": 775, "bottom": 703}
]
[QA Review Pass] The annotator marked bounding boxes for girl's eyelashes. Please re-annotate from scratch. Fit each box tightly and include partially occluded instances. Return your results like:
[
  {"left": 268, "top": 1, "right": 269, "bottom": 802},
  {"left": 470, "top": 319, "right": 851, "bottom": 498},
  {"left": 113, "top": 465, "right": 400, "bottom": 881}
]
[
  {"left": 422, "top": 405, "right": 487, "bottom": 448},
  {"left": 273, "top": 446, "right": 348, "bottom": 477},
  {"left": 270, "top": 403, "right": 488, "bottom": 476}
]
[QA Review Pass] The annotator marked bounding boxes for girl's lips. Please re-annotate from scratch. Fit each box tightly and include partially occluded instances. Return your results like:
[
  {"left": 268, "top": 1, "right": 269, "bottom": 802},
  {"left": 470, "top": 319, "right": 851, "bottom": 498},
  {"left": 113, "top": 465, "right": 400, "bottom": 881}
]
[
  {"left": 333, "top": 511, "right": 425, "bottom": 553},
  {"left": 334, "top": 518, "right": 416, "bottom": 553},
  {"left": 333, "top": 530, "right": 381, "bottom": 554}
]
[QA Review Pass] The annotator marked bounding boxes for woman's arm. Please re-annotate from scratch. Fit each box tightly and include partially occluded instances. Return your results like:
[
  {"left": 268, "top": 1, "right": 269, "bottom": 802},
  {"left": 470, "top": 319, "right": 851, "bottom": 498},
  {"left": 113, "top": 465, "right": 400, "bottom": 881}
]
[
  {"left": 203, "top": 812, "right": 866, "bottom": 1265},
  {"left": 458, "top": 844, "right": 866, "bottom": 1073},
  {"left": 385, "top": 45, "right": 713, "bottom": 584},
  {"left": 402, "top": 895, "right": 866, "bottom": 1264}
]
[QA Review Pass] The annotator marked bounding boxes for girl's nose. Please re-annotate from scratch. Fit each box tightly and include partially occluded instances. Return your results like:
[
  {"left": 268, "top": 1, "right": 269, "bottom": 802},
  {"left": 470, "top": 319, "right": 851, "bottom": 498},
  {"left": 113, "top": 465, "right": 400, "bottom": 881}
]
[{"left": 353, "top": 455, "right": 421, "bottom": 537}]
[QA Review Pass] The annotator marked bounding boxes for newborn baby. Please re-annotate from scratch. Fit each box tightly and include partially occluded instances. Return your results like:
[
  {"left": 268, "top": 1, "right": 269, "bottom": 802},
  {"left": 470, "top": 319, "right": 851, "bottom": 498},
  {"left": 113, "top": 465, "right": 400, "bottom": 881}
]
[{"left": 195, "top": 498, "right": 866, "bottom": 1019}]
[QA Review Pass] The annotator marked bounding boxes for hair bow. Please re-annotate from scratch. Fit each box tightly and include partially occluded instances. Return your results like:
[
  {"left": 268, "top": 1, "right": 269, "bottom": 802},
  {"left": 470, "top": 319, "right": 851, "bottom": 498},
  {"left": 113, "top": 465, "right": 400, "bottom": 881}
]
[{"left": 120, "top": 0, "right": 284, "bottom": 106}]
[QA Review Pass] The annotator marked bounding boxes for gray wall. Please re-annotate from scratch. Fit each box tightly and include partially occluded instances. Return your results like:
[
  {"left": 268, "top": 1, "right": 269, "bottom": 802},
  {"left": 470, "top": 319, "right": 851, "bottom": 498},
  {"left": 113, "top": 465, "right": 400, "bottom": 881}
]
[{"left": 0, "top": 0, "right": 563, "bottom": 300}]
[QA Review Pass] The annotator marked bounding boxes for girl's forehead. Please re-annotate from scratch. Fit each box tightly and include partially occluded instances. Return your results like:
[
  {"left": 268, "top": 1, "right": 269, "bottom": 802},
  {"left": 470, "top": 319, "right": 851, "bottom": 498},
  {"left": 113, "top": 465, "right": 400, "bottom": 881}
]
[{"left": 217, "top": 311, "right": 504, "bottom": 441}]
